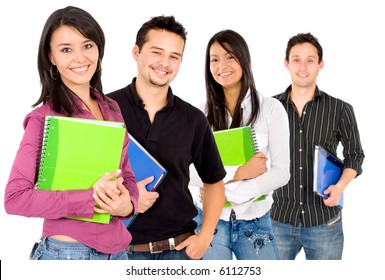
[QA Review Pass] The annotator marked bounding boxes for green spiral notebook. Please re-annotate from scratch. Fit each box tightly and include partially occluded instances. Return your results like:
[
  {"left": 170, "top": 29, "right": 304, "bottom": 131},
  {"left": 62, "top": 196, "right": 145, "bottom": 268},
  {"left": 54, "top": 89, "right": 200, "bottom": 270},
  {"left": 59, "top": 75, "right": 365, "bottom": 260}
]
[
  {"left": 214, "top": 126, "right": 266, "bottom": 207},
  {"left": 213, "top": 126, "right": 258, "bottom": 166},
  {"left": 35, "top": 116, "right": 126, "bottom": 224}
]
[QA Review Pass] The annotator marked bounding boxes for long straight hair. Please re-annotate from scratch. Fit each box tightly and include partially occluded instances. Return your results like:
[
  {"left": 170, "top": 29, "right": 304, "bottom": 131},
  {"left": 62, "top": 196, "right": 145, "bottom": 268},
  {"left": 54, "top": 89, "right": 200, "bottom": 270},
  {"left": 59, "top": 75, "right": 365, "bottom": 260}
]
[
  {"left": 33, "top": 6, "right": 114, "bottom": 115},
  {"left": 205, "top": 29, "right": 260, "bottom": 131}
]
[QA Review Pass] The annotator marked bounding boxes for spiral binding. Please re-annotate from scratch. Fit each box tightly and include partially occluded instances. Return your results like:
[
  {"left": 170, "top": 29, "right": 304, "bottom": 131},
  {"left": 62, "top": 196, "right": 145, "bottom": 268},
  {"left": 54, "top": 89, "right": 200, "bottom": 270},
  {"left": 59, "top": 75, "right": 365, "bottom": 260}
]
[
  {"left": 250, "top": 126, "right": 259, "bottom": 153},
  {"left": 35, "top": 116, "right": 52, "bottom": 189}
]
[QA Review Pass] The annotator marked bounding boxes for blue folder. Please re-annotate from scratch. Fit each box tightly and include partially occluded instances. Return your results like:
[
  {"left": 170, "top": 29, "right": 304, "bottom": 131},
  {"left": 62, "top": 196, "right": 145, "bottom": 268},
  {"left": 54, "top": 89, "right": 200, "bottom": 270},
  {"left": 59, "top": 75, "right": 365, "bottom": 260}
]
[
  {"left": 123, "top": 133, "right": 167, "bottom": 227},
  {"left": 313, "top": 145, "right": 344, "bottom": 208}
]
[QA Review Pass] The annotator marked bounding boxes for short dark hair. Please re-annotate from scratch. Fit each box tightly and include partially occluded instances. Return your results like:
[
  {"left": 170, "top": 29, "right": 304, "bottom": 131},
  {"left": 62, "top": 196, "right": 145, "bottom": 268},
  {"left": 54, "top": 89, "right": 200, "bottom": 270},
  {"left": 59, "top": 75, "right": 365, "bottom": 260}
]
[
  {"left": 135, "top": 15, "right": 187, "bottom": 51},
  {"left": 285, "top": 32, "right": 323, "bottom": 63}
]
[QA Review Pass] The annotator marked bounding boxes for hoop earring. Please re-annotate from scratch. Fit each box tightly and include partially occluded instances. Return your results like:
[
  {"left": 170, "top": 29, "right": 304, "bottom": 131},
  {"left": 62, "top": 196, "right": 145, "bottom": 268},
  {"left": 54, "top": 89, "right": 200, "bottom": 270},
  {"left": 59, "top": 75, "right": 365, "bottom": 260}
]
[
  {"left": 96, "top": 58, "right": 102, "bottom": 72},
  {"left": 50, "top": 64, "right": 58, "bottom": 80}
]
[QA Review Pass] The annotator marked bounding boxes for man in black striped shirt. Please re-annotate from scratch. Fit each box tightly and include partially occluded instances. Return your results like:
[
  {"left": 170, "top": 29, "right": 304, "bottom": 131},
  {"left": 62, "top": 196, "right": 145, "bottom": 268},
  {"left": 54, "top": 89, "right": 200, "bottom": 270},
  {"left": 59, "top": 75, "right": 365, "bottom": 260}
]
[{"left": 271, "top": 33, "right": 365, "bottom": 260}]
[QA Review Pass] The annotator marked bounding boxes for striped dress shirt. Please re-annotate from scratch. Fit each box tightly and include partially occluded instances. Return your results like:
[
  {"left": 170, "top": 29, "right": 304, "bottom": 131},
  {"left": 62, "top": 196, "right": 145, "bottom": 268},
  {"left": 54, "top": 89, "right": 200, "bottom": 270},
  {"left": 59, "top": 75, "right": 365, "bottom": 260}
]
[{"left": 271, "top": 85, "right": 365, "bottom": 227}]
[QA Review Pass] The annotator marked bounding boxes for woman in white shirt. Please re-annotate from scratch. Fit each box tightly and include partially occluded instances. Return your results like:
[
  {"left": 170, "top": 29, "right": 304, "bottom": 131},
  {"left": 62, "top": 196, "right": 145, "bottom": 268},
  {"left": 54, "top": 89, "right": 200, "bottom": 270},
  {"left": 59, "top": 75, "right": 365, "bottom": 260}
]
[{"left": 193, "top": 29, "right": 290, "bottom": 259}]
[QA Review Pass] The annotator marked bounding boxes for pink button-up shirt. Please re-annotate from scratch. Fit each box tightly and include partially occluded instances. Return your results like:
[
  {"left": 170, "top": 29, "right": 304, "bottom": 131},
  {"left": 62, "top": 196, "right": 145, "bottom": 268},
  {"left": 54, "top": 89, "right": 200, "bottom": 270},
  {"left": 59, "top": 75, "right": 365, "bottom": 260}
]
[{"left": 4, "top": 90, "right": 138, "bottom": 254}]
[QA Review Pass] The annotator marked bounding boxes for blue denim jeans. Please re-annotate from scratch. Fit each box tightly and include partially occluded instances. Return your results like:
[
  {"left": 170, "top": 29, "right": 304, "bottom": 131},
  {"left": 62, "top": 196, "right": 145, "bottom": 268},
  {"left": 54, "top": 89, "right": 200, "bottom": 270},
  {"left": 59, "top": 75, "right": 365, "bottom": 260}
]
[
  {"left": 29, "top": 237, "right": 128, "bottom": 260},
  {"left": 126, "top": 245, "right": 193, "bottom": 260},
  {"left": 271, "top": 214, "right": 344, "bottom": 260},
  {"left": 194, "top": 206, "right": 279, "bottom": 260}
]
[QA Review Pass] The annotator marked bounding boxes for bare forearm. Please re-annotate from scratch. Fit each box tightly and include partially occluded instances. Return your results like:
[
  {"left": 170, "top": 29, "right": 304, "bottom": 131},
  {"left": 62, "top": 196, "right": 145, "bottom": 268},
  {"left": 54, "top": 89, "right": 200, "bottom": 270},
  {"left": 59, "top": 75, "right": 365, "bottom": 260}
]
[
  {"left": 337, "top": 168, "right": 357, "bottom": 191},
  {"left": 176, "top": 181, "right": 224, "bottom": 259},
  {"left": 200, "top": 181, "right": 225, "bottom": 237}
]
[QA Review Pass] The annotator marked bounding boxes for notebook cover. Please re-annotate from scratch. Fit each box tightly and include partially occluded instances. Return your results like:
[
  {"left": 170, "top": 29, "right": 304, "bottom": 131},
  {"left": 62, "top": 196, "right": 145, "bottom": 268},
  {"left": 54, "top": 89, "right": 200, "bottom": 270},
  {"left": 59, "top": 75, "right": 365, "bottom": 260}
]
[
  {"left": 213, "top": 126, "right": 258, "bottom": 166},
  {"left": 36, "top": 116, "right": 126, "bottom": 223}
]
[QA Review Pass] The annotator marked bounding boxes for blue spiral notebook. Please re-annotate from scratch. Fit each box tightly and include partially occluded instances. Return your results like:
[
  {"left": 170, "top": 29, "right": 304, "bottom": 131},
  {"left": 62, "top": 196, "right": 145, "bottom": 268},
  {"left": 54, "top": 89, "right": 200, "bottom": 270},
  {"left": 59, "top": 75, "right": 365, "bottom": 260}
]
[
  {"left": 313, "top": 145, "right": 344, "bottom": 208},
  {"left": 123, "top": 133, "right": 167, "bottom": 227}
]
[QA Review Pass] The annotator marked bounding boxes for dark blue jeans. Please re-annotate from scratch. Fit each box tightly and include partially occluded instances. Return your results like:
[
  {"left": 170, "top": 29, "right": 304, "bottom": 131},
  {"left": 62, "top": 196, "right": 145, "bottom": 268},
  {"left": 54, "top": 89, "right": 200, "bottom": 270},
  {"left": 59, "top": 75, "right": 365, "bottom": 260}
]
[{"left": 126, "top": 245, "right": 193, "bottom": 260}]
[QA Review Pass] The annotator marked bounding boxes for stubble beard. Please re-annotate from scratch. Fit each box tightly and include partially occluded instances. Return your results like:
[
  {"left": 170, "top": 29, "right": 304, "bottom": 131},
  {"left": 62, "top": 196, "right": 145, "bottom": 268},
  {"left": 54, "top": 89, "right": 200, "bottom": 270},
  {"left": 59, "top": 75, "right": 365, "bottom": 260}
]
[{"left": 149, "top": 76, "right": 169, "bottom": 87}]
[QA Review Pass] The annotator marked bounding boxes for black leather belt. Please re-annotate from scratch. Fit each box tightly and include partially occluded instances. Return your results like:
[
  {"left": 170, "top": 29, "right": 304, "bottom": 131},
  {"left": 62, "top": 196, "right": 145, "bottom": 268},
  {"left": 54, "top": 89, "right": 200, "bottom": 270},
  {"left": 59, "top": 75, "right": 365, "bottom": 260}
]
[{"left": 127, "top": 232, "right": 194, "bottom": 254}]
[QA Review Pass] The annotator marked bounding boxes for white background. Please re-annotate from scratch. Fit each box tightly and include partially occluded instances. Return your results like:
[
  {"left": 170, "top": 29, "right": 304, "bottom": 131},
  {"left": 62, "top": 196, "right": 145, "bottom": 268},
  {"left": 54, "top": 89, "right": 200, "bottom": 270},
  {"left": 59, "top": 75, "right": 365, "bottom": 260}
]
[{"left": 0, "top": 0, "right": 383, "bottom": 279}]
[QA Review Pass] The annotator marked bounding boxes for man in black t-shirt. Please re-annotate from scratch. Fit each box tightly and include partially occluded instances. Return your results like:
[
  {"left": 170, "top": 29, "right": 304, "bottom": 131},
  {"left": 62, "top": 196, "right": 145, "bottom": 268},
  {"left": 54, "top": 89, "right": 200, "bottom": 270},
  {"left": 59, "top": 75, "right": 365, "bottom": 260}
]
[{"left": 107, "top": 15, "right": 226, "bottom": 260}]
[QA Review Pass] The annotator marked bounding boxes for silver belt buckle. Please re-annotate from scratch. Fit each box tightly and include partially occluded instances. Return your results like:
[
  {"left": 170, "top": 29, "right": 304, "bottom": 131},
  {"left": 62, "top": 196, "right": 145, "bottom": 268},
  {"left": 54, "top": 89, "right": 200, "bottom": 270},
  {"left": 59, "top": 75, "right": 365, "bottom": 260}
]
[
  {"left": 169, "top": 237, "right": 175, "bottom": 250},
  {"left": 149, "top": 242, "right": 163, "bottom": 254}
]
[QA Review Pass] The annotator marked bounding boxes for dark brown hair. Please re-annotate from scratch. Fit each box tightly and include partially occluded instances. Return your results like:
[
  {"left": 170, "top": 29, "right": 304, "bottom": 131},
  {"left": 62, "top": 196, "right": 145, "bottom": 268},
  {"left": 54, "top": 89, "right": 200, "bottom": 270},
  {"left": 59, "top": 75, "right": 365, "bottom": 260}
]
[
  {"left": 205, "top": 29, "right": 260, "bottom": 131},
  {"left": 33, "top": 6, "right": 113, "bottom": 115}
]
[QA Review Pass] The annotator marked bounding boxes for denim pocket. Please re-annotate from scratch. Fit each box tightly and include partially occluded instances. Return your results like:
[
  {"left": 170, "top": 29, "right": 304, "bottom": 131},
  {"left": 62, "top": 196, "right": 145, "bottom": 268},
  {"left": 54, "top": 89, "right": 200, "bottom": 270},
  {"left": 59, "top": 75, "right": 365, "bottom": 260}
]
[
  {"left": 29, "top": 241, "right": 43, "bottom": 260},
  {"left": 326, "top": 212, "right": 342, "bottom": 226},
  {"left": 183, "top": 249, "right": 201, "bottom": 260}
]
